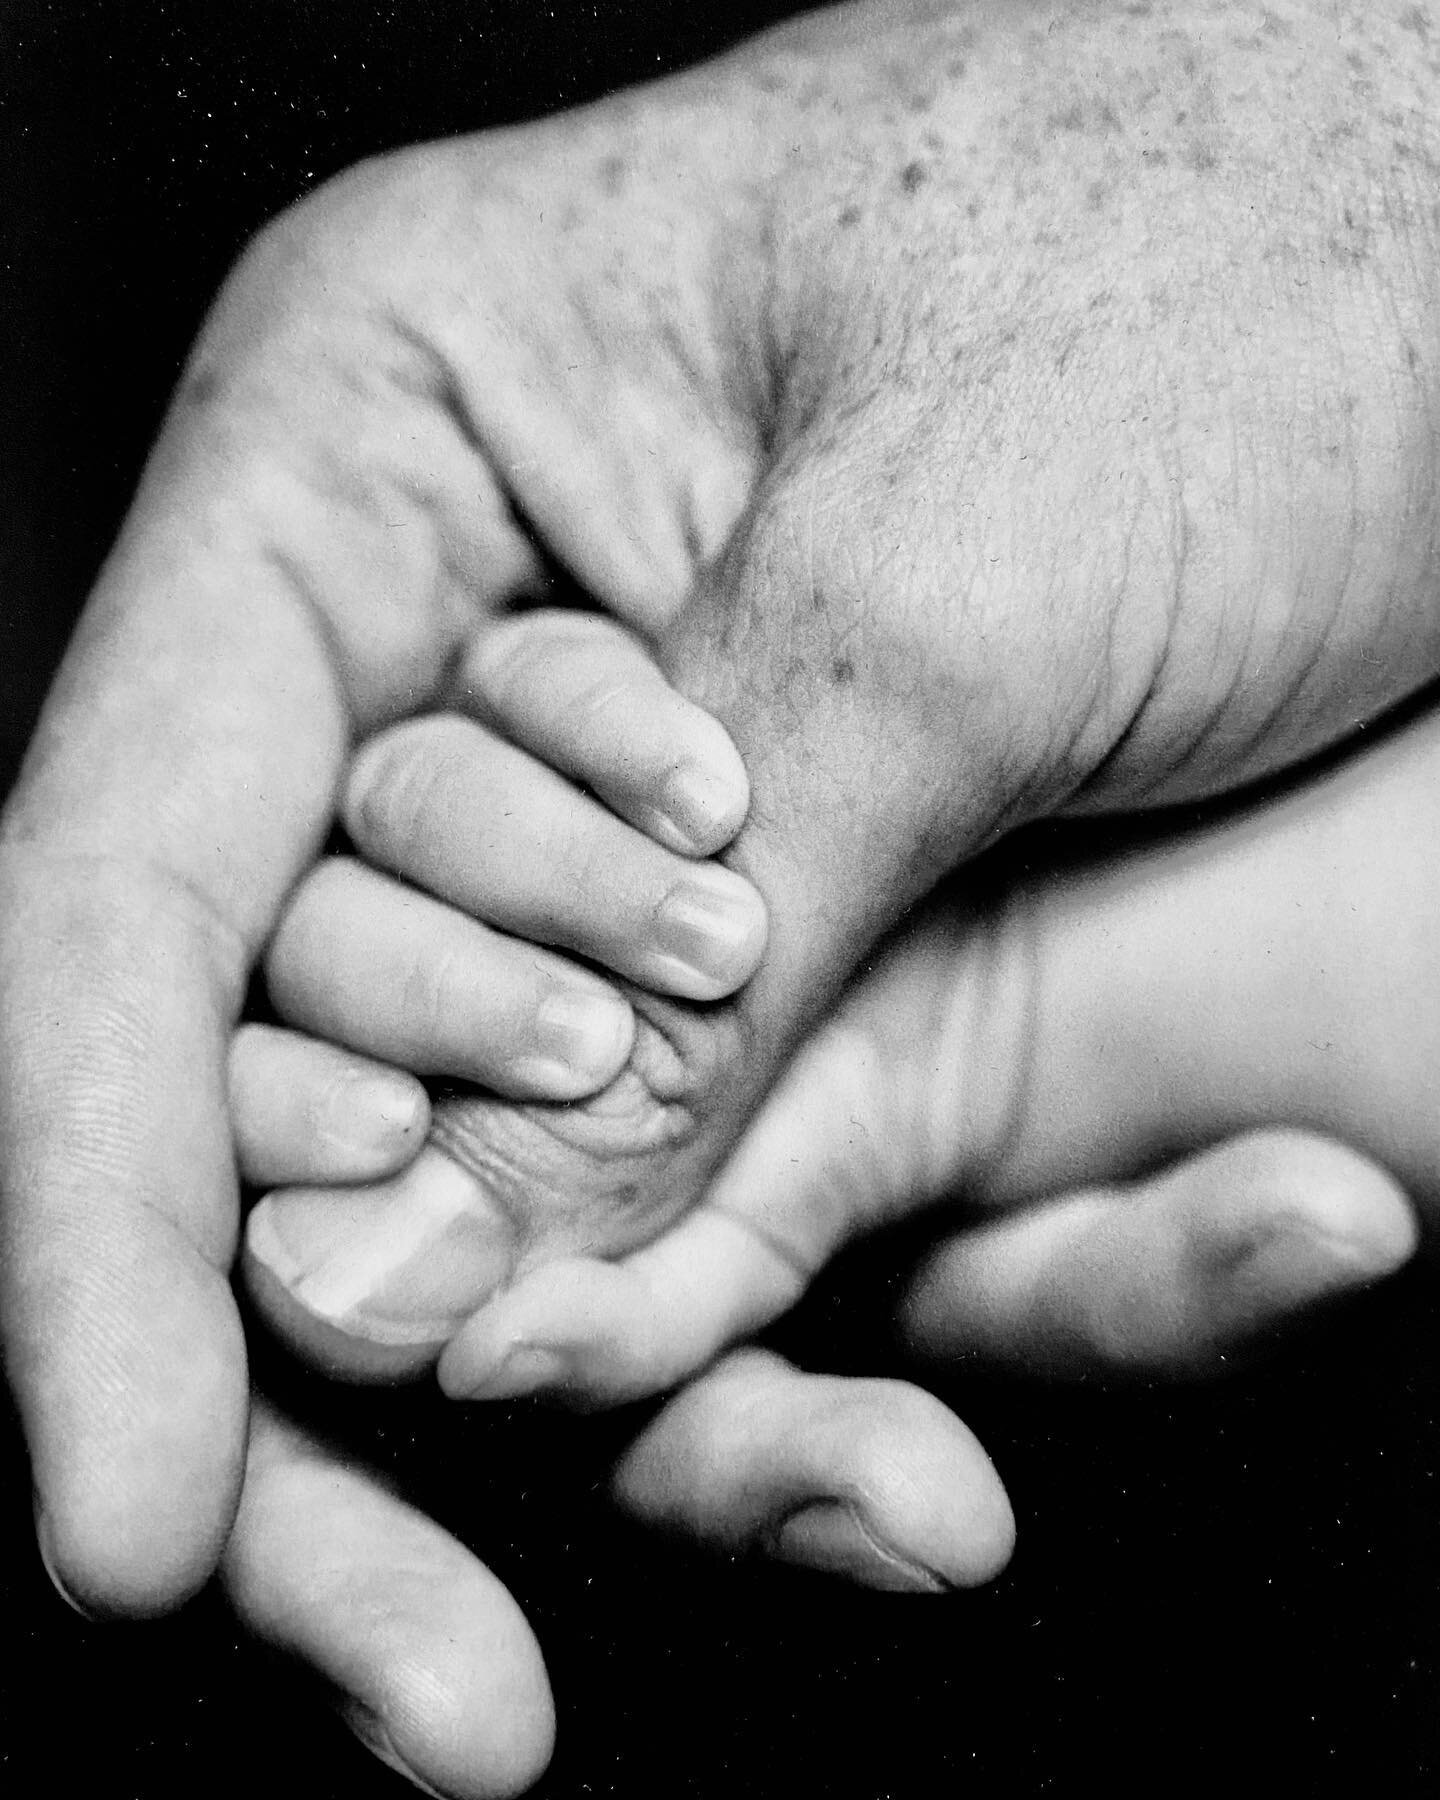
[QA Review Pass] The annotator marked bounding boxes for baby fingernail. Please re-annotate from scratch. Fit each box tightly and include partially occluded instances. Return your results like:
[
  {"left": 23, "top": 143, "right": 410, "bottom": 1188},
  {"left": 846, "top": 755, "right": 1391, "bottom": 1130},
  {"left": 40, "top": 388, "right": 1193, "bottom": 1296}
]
[
  {"left": 767, "top": 1501, "right": 951, "bottom": 1595},
  {"left": 528, "top": 988, "right": 634, "bottom": 1089},
  {"left": 326, "top": 1070, "right": 426, "bottom": 1153},
  {"left": 662, "top": 761, "right": 745, "bottom": 854},
  {"left": 452, "top": 1343, "right": 569, "bottom": 1401},
  {"left": 653, "top": 874, "right": 766, "bottom": 997}
]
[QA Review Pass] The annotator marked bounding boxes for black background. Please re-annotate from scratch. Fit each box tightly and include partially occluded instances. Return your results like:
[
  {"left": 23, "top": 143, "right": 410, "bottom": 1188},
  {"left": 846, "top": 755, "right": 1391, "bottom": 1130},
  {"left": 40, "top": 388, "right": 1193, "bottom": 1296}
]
[{"left": 3, "top": 3, "right": 1438, "bottom": 1794}]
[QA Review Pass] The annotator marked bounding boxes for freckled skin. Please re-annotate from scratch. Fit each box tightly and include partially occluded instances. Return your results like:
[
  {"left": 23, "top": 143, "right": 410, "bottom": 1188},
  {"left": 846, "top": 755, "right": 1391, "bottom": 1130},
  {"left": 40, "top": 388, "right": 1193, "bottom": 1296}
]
[
  {"left": 218, "top": 0, "right": 1440, "bottom": 1370},
  {"left": 7, "top": 15, "right": 1440, "bottom": 1603},
  {"left": 177, "top": 367, "right": 222, "bottom": 410},
  {"left": 207, "top": 0, "right": 1440, "bottom": 1360}
]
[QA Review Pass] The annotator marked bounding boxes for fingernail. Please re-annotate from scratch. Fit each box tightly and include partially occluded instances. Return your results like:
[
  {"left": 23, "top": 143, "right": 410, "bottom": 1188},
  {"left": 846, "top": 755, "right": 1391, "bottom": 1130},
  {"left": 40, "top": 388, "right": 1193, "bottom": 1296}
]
[
  {"left": 452, "top": 1342, "right": 569, "bottom": 1402},
  {"left": 326, "top": 1070, "right": 426, "bottom": 1154},
  {"left": 527, "top": 987, "right": 633, "bottom": 1089},
  {"left": 1215, "top": 1218, "right": 1409, "bottom": 1342},
  {"left": 767, "top": 1501, "right": 951, "bottom": 1595},
  {"left": 652, "top": 874, "right": 765, "bottom": 997},
  {"left": 341, "top": 1698, "right": 450, "bottom": 1800},
  {"left": 661, "top": 762, "right": 745, "bottom": 854},
  {"left": 34, "top": 1500, "right": 98, "bottom": 1621},
  {"left": 245, "top": 1157, "right": 514, "bottom": 1342}
]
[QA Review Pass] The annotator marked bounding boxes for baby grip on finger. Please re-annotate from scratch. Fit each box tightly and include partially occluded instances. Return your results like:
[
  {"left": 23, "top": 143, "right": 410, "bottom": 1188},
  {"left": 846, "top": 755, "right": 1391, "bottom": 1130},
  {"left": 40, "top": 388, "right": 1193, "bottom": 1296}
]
[
  {"left": 458, "top": 609, "right": 750, "bottom": 856},
  {"left": 243, "top": 1147, "right": 518, "bottom": 1381}
]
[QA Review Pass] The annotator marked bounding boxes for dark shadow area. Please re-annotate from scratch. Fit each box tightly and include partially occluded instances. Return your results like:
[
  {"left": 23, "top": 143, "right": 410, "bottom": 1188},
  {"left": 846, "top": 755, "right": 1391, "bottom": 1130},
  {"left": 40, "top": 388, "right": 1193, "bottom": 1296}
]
[{"left": 2, "top": 3, "right": 1436, "bottom": 1794}]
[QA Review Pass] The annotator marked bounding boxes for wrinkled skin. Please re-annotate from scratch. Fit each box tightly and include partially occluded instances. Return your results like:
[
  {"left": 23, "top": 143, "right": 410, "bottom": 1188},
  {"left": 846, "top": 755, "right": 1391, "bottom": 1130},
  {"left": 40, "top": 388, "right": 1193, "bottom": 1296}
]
[
  {"left": 2, "top": 0, "right": 1438, "bottom": 1742},
  {"left": 238, "top": 0, "right": 1440, "bottom": 1362}
]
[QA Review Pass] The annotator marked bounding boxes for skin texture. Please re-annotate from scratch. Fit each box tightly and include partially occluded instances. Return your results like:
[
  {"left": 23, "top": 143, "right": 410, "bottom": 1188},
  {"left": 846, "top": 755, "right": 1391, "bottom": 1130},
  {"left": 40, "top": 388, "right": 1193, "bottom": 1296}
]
[
  {"left": 434, "top": 701, "right": 1438, "bottom": 1410},
  {"left": 238, "top": 0, "right": 1440, "bottom": 1366},
  {"left": 207, "top": 777, "right": 1425, "bottom": 1800},
  {"left": 260, "top": 608, "right": 768, "bottom": 1109},
  {"left": 1, "top": 1, "right": 1437, "bottom": 1789}
]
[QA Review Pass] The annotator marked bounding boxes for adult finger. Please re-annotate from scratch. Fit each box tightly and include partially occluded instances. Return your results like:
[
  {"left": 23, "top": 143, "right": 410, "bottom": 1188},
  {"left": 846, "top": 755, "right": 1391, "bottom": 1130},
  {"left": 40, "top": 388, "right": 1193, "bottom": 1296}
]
[
  {"left": 438, "top": 1129, "right": 1416, "bottom": 1405},
  {"left": 266, "top": 900, "right": 945, "bottom": 1394},
  {"left": 228, "top": 1024, "right": 430, "bottom": 1188},
  {"left": 222, "top": 1396, "right": 554, "bottom": 1799},
  {"left": 246, "top": 1149, "right": 515, "bottom": 1384},
  {"left": 0, "top": 196, "right": 545, "bottom": 1611},
  {"left": 437, "top": 929, "right": 951, "bottom": 1404},
  {"left": 610, "top": 1347, "right": 1014, "bottom": 1592},
  {"left": 438, "top": 951, "right": 1418, "bottom": 1408},
  {"left": 0, "top": 562, "right": 345, "bottom": 1613},
  {"left": 898, "top": 1129, "right": 1417, "bottom": 1379},
  {"left": 438, "top": 1220, "right": 802, "bottom": 1404}
]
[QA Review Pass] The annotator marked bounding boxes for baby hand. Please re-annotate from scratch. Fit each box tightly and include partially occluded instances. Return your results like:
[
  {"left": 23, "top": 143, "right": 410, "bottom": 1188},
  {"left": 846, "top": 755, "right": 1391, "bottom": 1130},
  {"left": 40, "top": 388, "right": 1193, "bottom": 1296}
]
[{"left": 245, "top": 608, "right": 767, "bottom": 1373}]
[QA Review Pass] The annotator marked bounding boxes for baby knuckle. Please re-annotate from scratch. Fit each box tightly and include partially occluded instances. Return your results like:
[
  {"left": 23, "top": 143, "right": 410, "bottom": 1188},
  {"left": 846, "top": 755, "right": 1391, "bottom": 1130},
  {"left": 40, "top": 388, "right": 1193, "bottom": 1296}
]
[
  {"left": 348, "top": 723, "right": 466, "bottom": 861},
  {"left": 572, "top": 675, "right": 646, "bottom": 749},
  {"left": 472, "top": 613, "right": 630, "bottom": 713},
  {"left": 467, "top": 618, "right": 555, "bottom": 708},
  {"left": 398, "top": 941, "right": 474, "bottom": 1048}
]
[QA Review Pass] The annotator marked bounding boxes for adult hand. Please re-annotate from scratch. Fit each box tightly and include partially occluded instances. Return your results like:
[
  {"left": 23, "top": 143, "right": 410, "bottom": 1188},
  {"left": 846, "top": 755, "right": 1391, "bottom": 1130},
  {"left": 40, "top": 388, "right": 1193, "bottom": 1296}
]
[
  {"left": 240, "top": 0, "right": 1440, "bottom": 1373},
  {"left": 437, "top": 702, "right": 1436, "bottom": 1410},
  {"left": 4, "top": 0, "right": 1436, "bottom": 1635},
  {"left": 212, "top": 1018, "right": 1418, "bottom": 1799},
  {"left": 211, "top": 1034, "right": 1253, "bottom": 1798}
]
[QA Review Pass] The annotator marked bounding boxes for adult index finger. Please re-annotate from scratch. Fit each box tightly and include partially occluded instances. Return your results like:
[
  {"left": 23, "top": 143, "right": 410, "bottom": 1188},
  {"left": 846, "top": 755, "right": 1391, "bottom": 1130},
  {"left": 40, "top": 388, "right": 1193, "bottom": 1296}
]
[
  {"left": 0, "top": 195, "right": 541, "bottom": 1612},
  {"left": 224, "top": 1396, "right": 554, "bottom": 1799}
]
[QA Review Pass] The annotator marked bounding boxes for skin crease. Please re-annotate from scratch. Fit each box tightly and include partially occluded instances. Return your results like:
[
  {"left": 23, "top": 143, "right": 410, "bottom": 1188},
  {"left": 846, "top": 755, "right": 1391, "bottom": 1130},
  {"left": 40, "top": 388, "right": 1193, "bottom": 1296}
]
[
  {"left": 0, "top": 0, "right": 1437, "bottom": 1643},
  {"left": 241, "top": 0, "right": 1440, "bottom": 1367},
  {"left": 3, "top": 6, "right": 1438, "bottom": 1792},
  {"left": 495, "top": 696, "right": 1440, "bottom": 1405}
]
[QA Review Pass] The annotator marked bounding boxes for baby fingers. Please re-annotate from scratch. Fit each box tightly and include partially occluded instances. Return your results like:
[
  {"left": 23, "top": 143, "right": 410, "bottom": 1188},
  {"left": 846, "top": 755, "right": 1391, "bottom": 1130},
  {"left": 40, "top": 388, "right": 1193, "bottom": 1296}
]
[
  {"left": 345, "top": 714, "right": 767, "bottom": 1002},
  {"left": 456, "top": 609, "right": 748, "bottom": 856},
  {"left": 266, "top": 859, "right": 635, "bottom": 1101},
  {"left": 228, "top": 1024, "right": 429, "bottom": 1187}
]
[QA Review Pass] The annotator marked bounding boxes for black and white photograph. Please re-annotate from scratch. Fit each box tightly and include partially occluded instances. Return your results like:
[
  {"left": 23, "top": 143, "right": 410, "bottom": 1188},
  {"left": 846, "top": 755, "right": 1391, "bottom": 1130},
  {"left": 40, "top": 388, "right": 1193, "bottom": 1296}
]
[{"left": 3, "top": 3, "right": 1439, "bottom": 1793}]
